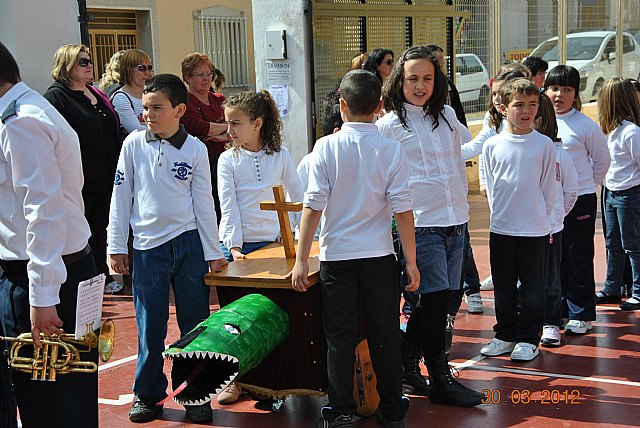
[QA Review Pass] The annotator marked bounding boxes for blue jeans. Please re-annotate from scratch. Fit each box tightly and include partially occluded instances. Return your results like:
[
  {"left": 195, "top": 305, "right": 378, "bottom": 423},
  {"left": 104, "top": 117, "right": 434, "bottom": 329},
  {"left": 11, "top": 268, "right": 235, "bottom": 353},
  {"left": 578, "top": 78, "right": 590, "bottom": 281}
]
[
  {"left": 132, "top": 229, "right": 210, "bottom": 402},
  {"left": 409, "top": 224, "right": 466, "bottom": 295},
  {"left": 603, "top": 186, "right": 640, "bottom": 300},
  {"left": 219, "top": 241, "right": 272, "bottom": 262}
]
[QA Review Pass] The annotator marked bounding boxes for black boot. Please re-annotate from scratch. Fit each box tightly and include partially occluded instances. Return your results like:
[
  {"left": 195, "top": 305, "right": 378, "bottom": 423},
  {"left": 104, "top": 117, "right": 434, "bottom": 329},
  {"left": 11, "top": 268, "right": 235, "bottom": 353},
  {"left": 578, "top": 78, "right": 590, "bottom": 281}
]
[
  {"left": 425, "top": 351, "right": 483, "bottom": 407},
  {"left": 401, "top": 340, "right": 429, "bottom": 396}
]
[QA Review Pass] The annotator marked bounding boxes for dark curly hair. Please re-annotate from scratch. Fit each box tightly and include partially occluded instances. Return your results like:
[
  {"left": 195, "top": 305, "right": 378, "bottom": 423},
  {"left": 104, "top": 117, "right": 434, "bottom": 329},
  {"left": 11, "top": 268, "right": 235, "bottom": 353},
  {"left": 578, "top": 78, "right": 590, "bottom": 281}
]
[
  {"left": 382, "top": 45, "right": 450, "bottom": 131},
  {"left": 224, "top": 90, "right": 283, "bottom": 154}
]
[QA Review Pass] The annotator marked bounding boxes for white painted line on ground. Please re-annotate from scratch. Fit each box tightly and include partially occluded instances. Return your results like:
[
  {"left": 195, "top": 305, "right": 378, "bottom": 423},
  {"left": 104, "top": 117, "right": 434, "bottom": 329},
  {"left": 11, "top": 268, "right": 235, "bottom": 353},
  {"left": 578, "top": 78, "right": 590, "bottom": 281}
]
[
  {"left": 98, "top": 353, "right": 138, "bottom": 371},
  {"left": 98, "top": 394, "right": 135, "bottom": 406},
  {"left": 459, "top": 360, "right": 640, "bottom": 388}
]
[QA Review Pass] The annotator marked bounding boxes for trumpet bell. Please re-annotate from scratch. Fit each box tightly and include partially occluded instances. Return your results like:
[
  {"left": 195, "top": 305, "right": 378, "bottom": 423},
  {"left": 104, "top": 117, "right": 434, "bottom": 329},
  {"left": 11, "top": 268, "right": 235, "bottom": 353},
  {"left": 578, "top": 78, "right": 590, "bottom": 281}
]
[{"left": 98, "top": 318, "right": 115, "bottom": 362}]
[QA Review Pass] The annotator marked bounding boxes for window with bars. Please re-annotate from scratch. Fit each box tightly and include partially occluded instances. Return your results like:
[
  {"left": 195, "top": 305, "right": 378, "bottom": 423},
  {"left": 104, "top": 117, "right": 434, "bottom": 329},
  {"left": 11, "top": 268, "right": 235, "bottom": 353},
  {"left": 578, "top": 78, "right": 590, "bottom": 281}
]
[
  {"left": 194, "top": 12, "right": 249, "bottom": 89},
  {"left": 87, "top": 10, "right": 139, "bottom": 83}
]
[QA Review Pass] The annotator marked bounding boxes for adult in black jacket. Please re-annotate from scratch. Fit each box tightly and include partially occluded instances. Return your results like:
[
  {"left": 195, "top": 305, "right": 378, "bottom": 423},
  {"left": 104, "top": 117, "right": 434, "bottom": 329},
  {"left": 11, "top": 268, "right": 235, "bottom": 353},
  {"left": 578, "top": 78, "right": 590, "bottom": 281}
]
[{"left": 43, "top": 44, "right": 123, "bottom": 294}]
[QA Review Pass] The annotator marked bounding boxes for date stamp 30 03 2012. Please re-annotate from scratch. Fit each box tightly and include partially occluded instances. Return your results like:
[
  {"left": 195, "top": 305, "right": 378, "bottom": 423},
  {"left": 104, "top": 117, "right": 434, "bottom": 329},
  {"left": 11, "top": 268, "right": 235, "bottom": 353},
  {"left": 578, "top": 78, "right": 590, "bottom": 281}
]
[{"left": 481, "top": 389, "right": 582, "bottom": 405}]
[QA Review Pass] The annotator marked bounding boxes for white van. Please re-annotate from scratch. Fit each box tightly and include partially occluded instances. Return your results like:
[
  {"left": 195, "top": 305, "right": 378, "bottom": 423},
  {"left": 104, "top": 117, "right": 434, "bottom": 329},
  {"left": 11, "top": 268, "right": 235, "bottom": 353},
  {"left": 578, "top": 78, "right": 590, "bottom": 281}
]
[
  {"left": 530, "top": 30, "right": 640, "bottom": 101},
  {"left": 453, "top": 53, "right": 490, "bottom": 112}
]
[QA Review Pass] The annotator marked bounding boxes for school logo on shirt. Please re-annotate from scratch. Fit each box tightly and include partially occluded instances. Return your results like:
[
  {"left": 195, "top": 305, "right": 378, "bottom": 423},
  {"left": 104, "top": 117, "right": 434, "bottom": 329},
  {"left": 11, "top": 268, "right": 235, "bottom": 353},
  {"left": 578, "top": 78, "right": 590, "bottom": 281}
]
[
  {"left": 171, "top": 162, "right": 192, "bottom": 181},
  {"left": 114, "top": 169, "right": 125, "bottom": 185}
]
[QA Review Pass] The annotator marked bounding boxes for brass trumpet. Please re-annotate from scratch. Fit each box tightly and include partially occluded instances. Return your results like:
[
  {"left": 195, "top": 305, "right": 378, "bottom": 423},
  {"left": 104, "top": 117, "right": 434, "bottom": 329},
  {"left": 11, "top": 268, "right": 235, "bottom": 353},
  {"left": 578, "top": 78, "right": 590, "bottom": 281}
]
[{"left": 0, "top": 319, "right": 115, "bottom": 381}]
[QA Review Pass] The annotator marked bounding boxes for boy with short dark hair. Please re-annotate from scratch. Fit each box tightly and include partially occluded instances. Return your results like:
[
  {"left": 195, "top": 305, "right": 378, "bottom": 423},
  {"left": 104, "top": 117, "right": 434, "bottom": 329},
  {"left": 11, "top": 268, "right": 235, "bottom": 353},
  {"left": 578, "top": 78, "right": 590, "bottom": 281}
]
[
  {"left": 108, "top": 73, "right": 228, "bottom": 423},
  {"left": 290, "top": 69, "right": 419, "bottom": 428},
  {"left": 480, "top": 78, "right": 556, "bottom": 362}
]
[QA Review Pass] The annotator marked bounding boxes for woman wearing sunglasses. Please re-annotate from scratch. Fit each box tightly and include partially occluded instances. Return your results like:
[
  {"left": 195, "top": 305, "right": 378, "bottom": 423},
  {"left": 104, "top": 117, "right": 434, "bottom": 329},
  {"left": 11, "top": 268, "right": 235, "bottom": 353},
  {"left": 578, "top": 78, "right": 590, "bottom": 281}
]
[
  {"left": 43, "top": 44, "right": 123, "bottom": 294},
  {"left": 110, "top": 48, "right": 153, "bottom": 135},
  {"left": 363, "top": 48, "right": 394, "bottom": 83}
]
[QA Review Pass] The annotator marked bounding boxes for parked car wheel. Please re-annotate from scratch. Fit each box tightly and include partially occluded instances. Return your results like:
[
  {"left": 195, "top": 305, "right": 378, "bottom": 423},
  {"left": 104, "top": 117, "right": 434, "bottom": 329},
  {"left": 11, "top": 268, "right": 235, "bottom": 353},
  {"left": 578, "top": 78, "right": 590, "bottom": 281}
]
[{"left": 592, "top": 78, "right": 605, "bottom": 97}]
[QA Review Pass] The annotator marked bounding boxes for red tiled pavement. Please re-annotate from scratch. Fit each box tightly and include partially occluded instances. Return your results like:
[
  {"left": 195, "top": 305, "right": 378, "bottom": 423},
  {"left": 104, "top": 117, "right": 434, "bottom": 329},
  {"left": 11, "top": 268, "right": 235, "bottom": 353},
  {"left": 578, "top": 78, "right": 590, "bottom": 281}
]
[{"left": 95, "top": 194, "right": 640, "bottom": 427}]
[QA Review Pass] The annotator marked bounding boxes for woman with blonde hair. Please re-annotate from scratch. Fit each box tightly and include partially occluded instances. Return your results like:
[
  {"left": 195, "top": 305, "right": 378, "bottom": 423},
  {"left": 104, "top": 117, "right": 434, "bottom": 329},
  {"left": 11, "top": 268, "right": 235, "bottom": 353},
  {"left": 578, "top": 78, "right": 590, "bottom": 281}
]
[
  {"left": 111, "top": 48, "right": 153, "bottom": 135},
  {"left": 43, "top": 44, "right": 123, "bottom": 293},
  {"left": 99, "top": 49, "right": 125, "bottom": 97}
]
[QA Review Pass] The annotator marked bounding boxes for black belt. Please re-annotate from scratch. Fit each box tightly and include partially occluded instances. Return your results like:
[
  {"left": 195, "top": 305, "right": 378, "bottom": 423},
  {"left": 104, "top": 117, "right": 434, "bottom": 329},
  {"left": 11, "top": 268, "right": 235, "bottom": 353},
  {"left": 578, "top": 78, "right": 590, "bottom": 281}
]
[{"left": 0, "top": 245, "right": 91, "bottom": 274}]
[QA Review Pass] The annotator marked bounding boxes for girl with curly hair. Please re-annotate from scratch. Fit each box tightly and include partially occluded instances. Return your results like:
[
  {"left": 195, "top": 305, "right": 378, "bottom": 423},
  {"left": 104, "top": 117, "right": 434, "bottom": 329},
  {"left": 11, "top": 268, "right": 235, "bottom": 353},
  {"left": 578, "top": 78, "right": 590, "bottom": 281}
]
[{"left": 217, "top": 90, "right": 302, "bottom": 261}]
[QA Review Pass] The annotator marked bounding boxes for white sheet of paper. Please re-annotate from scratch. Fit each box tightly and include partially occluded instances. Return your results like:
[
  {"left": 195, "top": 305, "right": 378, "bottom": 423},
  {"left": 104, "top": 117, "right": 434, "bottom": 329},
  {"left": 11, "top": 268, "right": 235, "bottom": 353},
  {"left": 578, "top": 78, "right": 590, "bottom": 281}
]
[
  {"left": 268, "top": 84, "right": 289, "bottom": 117},
  {"left": 75, "top": 273, "right": 106, "bottom": 339}
]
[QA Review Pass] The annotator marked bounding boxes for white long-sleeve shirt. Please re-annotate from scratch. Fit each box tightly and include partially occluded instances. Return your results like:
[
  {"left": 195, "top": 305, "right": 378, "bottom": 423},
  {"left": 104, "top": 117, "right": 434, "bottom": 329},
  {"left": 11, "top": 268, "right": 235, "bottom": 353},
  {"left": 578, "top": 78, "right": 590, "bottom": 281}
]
[
  {"left": 377, "top": 104, "right": 470, "bottom": 227},
  {"left": 111, "top": 90, "right": 146, "bottom": 134},
  {"left": 550, "top": 141, "right": 579, "bottom": 234},
  {"left": 304, "top": 122, "right": 413, "bottom": 261},
  {"left": 556, "top": 108, "right": 610, "bottom": 195},
  {"left": 0, "top": 82, "right": 91, "bottom": 307},
  {"left": 217, "top": 146, "right": 302, "bottom": 250},
  {"left": 108, "top": 127, "right": 223, "bottom": 261},
  {"left": 604, "top": 120, "right": 640, "bottom": 191},
  {"left": 297, "top": 153, "right": 321, "bottom": 239},
  {"left": 483, "top": 130, "right": 556, "bottom": 236},
  {"left": 462, "top": 112, "right": 507, "bottom": 185}
]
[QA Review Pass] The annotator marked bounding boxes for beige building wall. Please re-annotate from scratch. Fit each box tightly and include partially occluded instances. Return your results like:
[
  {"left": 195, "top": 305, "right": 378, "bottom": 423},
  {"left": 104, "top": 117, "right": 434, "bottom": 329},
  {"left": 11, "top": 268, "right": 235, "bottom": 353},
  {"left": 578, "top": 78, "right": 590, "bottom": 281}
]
[
  {"left": 87, "top": 0, "right": 255, "bottom": 88},
  {"left": 154, "top": 0, "right": 254, "bottom": 84}
]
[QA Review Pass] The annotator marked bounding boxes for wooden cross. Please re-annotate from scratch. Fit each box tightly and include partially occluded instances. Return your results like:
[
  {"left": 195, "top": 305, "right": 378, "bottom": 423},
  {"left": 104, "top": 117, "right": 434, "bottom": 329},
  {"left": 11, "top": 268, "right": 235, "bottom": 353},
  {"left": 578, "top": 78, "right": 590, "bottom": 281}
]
[{"left": 259, "top": 185, "right": 303, "bottom": 259}]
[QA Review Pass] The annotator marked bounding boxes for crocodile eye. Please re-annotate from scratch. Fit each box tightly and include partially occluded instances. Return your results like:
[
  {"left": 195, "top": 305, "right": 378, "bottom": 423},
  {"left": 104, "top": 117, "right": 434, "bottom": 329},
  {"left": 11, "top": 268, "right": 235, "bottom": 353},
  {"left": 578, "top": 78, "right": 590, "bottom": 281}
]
[{"left": 224, "top": 324, "right": 241, "bottom": 335}]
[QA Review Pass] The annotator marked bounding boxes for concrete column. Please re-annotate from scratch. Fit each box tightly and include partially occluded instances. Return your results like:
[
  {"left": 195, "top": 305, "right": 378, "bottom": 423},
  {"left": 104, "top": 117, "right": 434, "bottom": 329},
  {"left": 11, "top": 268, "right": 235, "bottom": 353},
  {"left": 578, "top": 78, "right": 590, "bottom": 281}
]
[{"left": 251, "top": 0, "right": 313, "bottom": 163}]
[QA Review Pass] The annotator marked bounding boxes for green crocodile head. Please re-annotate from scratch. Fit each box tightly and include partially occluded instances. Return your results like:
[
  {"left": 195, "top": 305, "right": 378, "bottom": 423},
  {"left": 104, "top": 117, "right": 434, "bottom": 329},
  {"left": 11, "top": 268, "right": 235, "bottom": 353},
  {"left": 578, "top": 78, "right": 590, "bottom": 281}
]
[{"left": 163, "top": 294, "right": 289, "bottom": 405}]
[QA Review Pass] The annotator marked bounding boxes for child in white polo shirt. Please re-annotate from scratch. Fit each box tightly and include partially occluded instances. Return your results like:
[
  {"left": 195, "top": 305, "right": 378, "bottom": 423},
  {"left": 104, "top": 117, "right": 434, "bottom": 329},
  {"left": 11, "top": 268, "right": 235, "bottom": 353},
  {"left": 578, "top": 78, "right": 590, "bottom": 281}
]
[
  {"left": 290, "top": 69, "right": 419, "bottom": 427},
  {"left": 108, "top": 74, "right": 228, "bottom": 423},
  {"left": 481, "top": 78, "right": 556, "bottom": 361}
]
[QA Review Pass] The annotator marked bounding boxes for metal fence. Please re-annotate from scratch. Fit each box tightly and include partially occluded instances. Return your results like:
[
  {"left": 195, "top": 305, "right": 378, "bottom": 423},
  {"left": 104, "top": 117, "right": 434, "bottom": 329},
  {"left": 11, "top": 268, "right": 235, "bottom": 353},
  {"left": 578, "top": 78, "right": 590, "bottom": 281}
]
[
  {"left": 311, "top": 0, "right": 640, "bottom": 126},
  {"left": 455, "top": 0, "right": 640, "bottom": 106}
]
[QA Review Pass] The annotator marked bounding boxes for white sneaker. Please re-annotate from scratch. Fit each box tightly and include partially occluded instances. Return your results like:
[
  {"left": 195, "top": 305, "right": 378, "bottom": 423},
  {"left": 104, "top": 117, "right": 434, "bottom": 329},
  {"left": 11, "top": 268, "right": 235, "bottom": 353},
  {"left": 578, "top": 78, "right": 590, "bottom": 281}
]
[
  {"left": 480, "top": 338, "right": 516, "bottom": 356},
  {"left": 480, "top": 276, "right": 494, "bottom": 291},
  {"left": 104, "top": 280, "right": 124, "bottom": 294},
  {"left": 465, "top": 293, "right": 484, "bottom": 313},
  {"left": 564, "top": 320, "right": 592, "bottom": 335},
  {"left": 540, "top": 325, "right": 561, "bottom": 347},
  {"left": 510, "top": 342, "right": 539, "bottom": 361}
]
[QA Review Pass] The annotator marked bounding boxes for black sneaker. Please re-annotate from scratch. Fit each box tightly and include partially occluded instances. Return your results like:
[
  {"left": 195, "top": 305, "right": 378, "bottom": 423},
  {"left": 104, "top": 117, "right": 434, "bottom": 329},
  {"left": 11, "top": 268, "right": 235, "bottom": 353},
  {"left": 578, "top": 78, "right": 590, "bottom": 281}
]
[
  {"left": 595, "top": 291, "right": 621, "bottom": 304},
  {"left": 314, "top": 413, "right": 352, "bottom": 428},
  {"left": 620, "top": 297, "right": 640, "bottom": 311},
  {"left": 185, "top": 403, "right": 213, "bottom": 422},
  {"left": 128, "top": 398, "right": 163, "bottom": 423},
  {"left": 376, "top": 409, "right": 405, "bottom": 427}
]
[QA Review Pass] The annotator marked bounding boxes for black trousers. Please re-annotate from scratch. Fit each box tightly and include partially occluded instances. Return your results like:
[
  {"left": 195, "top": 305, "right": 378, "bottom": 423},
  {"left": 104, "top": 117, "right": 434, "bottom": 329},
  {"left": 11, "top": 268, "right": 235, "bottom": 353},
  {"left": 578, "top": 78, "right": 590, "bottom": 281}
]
[
  {"left": 490, "top": 233, "right": 548, "bottom": 345},
  {"left": 545, "top": 231, "right": 564, "bottom": 327},
  {"left": 0, "top": 254, "right": 99, "bottom": 428},
  {"left": 320, "top": 255, "right": 408, "bottom": 423},
  {"left": 0, "top": 319, "right": 17, "bottom": 428},
  {"left": 83, "top": 190, "right": 113, "bottom": 283},
  {"left": 561, "top": 193, "right": 597, "bottom": 321},
  {"left": 404, "top": 289, "right": 448, "bottom": 359}
]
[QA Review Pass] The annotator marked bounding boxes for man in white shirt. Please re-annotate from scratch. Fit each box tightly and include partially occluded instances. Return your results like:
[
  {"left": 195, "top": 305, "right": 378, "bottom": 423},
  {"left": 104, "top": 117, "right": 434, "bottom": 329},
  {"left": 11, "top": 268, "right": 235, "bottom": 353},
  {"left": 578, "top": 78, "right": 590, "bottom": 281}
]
[{"left": 0, "top": 41, "right": 99, "bottom": 428}]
